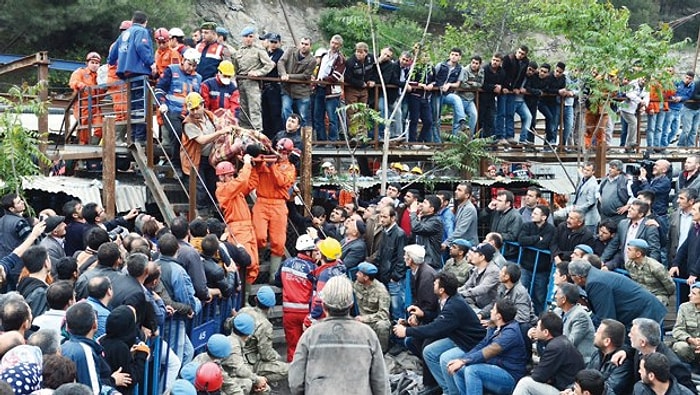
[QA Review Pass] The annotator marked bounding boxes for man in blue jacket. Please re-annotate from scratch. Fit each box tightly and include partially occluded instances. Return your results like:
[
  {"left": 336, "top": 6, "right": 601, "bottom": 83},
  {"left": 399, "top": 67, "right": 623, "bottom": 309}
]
[
  {"left": 393, "top": 271, "right": 485, "bottom": 395},
  {"left": 108, "top": 10, "right": 156, "bottom": 142}
]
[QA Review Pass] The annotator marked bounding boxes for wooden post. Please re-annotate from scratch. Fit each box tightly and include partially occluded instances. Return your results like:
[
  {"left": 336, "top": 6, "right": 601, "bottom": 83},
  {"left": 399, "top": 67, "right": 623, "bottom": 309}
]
[
  {"left": 145, "top": 80, "right": 154, "bottom": 168},
  {"left": 301, "top": 126, "right": 312, "bottom": 210},
  {"left": 595, "top": 139, "right": 606, "bottom": 178},
  {"left": 37, "top": 60, "right": 49, "bottom": 167},
  {"left": 189, "top": 171, "right": 197, "bottom": 221},
  {"left": 103, "top": 117, "right": 116, "bottom": 218}
]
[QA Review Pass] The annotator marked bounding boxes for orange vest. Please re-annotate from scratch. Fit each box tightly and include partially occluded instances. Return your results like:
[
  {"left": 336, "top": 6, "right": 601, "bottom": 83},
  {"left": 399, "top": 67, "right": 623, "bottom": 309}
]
[
  {"left": 181, "top": 111, "right": 215, "bottom": 176},
  {"left": 155, "top": 47, "right": 183, "bottom": 77}
]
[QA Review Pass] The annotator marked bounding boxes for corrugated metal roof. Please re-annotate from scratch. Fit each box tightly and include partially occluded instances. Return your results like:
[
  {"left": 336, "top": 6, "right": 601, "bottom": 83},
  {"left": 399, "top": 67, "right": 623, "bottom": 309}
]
[{"left": 23, "top": 176, "right": 147, "bottom": 212}]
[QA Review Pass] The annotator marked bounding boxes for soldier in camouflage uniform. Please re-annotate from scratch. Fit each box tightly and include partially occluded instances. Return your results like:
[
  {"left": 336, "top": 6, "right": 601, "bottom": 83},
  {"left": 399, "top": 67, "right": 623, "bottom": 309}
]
[
  {"left": 225, "top": 313, "right": 270, "bottom": 393},
  {"left": 624, "top": 239, "right": 675, "bottom": 306},
  {"left": 672, "top": 283, "right": 700, "bottom": 364},
  {"left": 353, "top": 262, "right": 391, "bottom": 352},
  {"left": 442, "top": 239, "right": 473, "bottom": 285},
  {"left": 193, "top": 334, "right": 244, "bottom": 395},
  {"left": 232, "top": 26, "right": 275, "bottom": 130},
  {"left": 237, "top": 286, "right": 289, "bottom": 382}
]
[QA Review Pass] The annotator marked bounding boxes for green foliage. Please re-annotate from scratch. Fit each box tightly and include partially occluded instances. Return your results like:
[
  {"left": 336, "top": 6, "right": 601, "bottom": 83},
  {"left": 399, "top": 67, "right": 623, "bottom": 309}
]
[
  {"left": 0, "top": 83, "right": 51, "bottom": 195},
  {"left": 318, "top": 5, "right": 424, "bottom": 55},
  {"left": 0, "top": 0, "right": 193, "bottom": 60},
  {"left": 434, "top": 133, "right": 495, "bottom": 177}
]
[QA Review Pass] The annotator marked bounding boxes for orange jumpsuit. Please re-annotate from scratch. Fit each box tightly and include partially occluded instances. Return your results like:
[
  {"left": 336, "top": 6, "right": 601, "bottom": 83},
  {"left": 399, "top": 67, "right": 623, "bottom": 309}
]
[
  {"left": 250, "top": 157, "right": 296, "bottom": 258},
  {"left": 69, "top": 66, "right": 103, "bottom": 144},
  {"left": 215, "top": 162, "right": 259, "bottom": 284},
  {"left": 155, "top": 47, "right": 182, "bottom": 77}
]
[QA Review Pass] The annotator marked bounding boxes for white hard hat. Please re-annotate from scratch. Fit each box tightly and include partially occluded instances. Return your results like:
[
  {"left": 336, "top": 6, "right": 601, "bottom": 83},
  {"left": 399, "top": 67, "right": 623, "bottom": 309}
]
[{"left": 169, "top": 27, "right": 185, "bottom": 37}]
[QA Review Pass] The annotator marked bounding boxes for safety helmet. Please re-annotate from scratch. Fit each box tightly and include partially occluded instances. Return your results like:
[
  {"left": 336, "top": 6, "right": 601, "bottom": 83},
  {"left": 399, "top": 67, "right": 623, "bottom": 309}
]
[
  {"left": 85, "top": 52, "right": 101, "bottom": 62},
  {"left": 154, "top": 27, "right": 170, "bottom": 42},
  {"left": 185, "top": 92, "right": 204, "bottom": 110},
  {"left": 276, "top": 138, "right": 294, "bottom": 154},
  {"left": 119, "top": 20, "right": 132, "bottom": 31},
  {"left": 194, "top": 362, "right": 223, "bottom": 392},
  {"left": 295, "top": 234, "right": 316, "bottom": 252},
  {"left": 217, "top": 60, "right": 235, "bottom": 76},
  {"left": 411, "top": 166, "right": 423, "bottom": 175},
  {"left": 233, "top": 313, "right": 256, "bottom": 336},
  {"left": 348, "top": 164, "right": 360, "bottom": 172},
  {"left": 317, "top": 237, "right": 342, "bottom": 260},
  {"left": 182, "top": 48, "right": 201, "bottom": 65},
  {"left": 168, "top": 27, "right": 185, "bottom": 38},
  {"left": 215, "top": 161, "right": 235, "bottom": 176}
]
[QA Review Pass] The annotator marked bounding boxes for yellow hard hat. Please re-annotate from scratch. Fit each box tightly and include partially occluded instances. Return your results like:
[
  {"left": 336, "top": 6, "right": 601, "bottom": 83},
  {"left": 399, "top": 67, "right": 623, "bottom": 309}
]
[
  {"left": 391, "top": 162, "right": 403, "bottom": 171},
  {"left": 348, "top": 164, "right": 359, "bottom": 172},
  {"left": 218, "top": 60, "right": 235, "bottom": 76},
  {"left": 411, "top": 166, "right": 423, "bottom": 175},
  {"left": 186, "top": 92, "right": 204, "bottom": 110},
  {"left": 317, "top": 238, "right": 342, "bottom": 260}
]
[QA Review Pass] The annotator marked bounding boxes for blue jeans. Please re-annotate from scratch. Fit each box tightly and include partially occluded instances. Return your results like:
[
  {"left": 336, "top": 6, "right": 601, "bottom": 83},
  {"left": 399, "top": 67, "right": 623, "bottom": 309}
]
[
  {"left": 520, "top": 268, "right": 550, "bottom": 316},
  {"left": 679, "top": 106, "right": 700, "bottom": 147},
  {"left": 538, "top": 101, "right": 559, "bottom": 143},
  {"left": 662, "top": 108, "right": 681, "bottom": 146},
  {"left": 647, "top": 112, "right": 661, "bottom": 147},
  {"left": 408, "top": 95, "right": 433, "bottom": 142},
  {"left": 497, "top": 94, "right": 516, "bottom": 139},
  {"left": 281, "top": 93, "right": 311, "bottom": 127},
  {"left": 387, "top": 279, "right": 406, "bottom": 321},
  {"left": 442, "top": 93, "right": 466, "bottom": 135},
  {"left": 377, "top": 98, "right": 403, "bottom": 139},
  {"left": 515, "top": 100, "right": 533, "bottom": 142},
  {"left": 562, "top": 105, "right": 574, "bottom": 145},
  {"left": 424, "top": 339, "right": 463, "bottom": 395},
  {"left": 461, "top": 98, "right": 478, "bottom": 133},
  {"left": 312, "top": 87, "right": 339, "bottom": 141},
  {"left": 455, "top": 363, "right": 516, "bottom": 395},
  {"left": 165, "top": 319, "right": 194, "bottom": 365},
  {"left": 431, "top": 95, "right": 443, "bottom": 143}
]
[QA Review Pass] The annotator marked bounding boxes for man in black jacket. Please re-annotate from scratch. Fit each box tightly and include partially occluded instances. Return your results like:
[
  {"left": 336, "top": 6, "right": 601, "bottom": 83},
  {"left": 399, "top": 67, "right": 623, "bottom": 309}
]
[
  {"left": 410, "top": 195, "right": 444, "bottom": 269},
  {"left": 374, "top": 205, "right": 407, "bottom": 321},
  {"left": 513, "top": 312, "right": 585, "bottom": 394},
  {"left": 343, "top": 41, "right": 378, "bottom": 137},
  {"left": 372, "top": 46, "right": 402, "bottom": 140},
  {"left": 552, "top": 209, "right": 595, "bottom": 264},
  {"left": 479, "top": 53, "right": 506, "bottom": 140},
  {"left": 393, "top": 271, "right": 484, "bottom": 395},
  {"left": 109, "top": 252, "right": 158, "bottom": 335},
  {"left": 518, "top": 205, "right": 556, "bottom": 315}
]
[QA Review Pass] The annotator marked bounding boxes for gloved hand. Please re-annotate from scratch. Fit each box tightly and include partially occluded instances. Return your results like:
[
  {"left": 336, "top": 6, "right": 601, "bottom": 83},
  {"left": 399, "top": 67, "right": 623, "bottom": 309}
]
[{"left": 159, "top": 104, "right": 168, "bottom": 114}]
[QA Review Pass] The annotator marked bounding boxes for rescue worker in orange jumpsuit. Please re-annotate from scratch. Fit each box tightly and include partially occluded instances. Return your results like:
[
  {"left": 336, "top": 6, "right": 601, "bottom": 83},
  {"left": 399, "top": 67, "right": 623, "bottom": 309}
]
[
  {"left": 69, "top": 52, "right": 104, "bottom": 145},
  {"left": 107, "top": 20, "right": 131, "bottom": 143},
  {"left": 250, "top": 140, "right": 297, "bottom": 284},
  {"left": 154, "top": 27, "right": 182, "bottom": 78},
  {"left": 214, "top": 156, "right": 259, "bottom": 285}
]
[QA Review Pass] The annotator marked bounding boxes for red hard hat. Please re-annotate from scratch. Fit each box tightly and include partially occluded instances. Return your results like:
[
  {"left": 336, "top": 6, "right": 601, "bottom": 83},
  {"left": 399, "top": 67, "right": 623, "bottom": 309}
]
[
  {"left": 194, "top": 362, "right": 223, "bottom": 392},
  {"left": 86, "top": 52, "right": 101, "bottom": 62},
  {"left": 277, "top": 138, "right": 294, "bottom": 153},
  {"left": 216, "top": 161, "right": 235, "bottom": 176},
  {"left": 119, "top": 20, "right": 132, "bottom": 30},
  {"left": 154, "top": 27, "right": 170, "bottom": 42}
]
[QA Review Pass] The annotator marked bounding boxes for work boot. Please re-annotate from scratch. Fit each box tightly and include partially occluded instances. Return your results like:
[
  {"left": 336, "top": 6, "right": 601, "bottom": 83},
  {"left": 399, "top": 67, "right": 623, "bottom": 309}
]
[{"left": 268, "top": 256, "right": 283, "bottom": 284}]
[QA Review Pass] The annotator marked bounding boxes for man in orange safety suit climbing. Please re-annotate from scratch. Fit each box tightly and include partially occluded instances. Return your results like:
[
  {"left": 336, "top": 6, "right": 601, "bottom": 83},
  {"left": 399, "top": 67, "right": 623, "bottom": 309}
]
[
  {"left": 250, "top": 139, "right": 297, "bottom": 284},
  {"left": 214, "top": 155, "right": 259, "bottom": 287},
  {"left": 69, "top": 51, "right": 104, "bottom": 144}
]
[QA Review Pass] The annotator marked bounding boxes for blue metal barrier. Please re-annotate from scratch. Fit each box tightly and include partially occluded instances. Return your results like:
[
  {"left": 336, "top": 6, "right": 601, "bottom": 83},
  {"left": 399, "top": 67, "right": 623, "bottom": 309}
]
[{"left": 503, "top": 241, "right": 553, "bottom": 312}]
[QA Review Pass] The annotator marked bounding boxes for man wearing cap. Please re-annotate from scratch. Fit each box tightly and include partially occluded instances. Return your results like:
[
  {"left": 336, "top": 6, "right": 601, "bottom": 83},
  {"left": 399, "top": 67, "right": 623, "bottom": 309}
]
[
  {"left": 290, "top": 275, "right": 389, "bottom": 395},
  {"left": 232, "top": 26, "right": 275, "bottom": 131},
  {"left": 215, "top": 155, "right": 259, "bottom": 285},
  {"left": 442, "top": 239, "right": 473, "bottom": 285},
  {"left": 278, "top": 37, "right": 317, "bottom": 127},
  {"left": 40, "top": 215, "right": 67, "bottom": 266},
  {"left": 569, "top": 259, "right": 666, "bottom": 330},
  {"left": 275, "top": 234, "right": 317, "bottom": 361},
  {"left": 216, "top": 27, "right": 236, "bottom": 56},
  {"left": 193, "top": 334, "right": 243, "bottom": 395},
  {"left": 353, "top": 262, "right": 391, "bottom": 352},
  {"left": 258, "top": 32, "right": 285, "bottom": 139},
  {"left": 108, "top": 10, "right": 156, "bottom": 143},
  {"left": 672, "top": 283, "right": 700, "bottom": 365},
  {"left": 518, "top": 204, "right": 556, "bottom": 315},
  {"left": 571, "top": 243, "right": 594, "bottom": 260},
  {"left": 238, "top": 286, "right": 289, "bottom": 381},
  {"left": 601, "top": 199, "right": 661, "bottom": 270},
  {"left": 69, "top": 51, "right": 104, "bottom": 144},
  {"left": 195, "top": 22, "right": 231, "bottom": 81},
  {"left": 341, "top": 219, "right": 367, "bottom": 271},
  {"left": 625, "top": 238, "right": 674, "bottom": 306},
  {"left": 410, "top": 195, "right": 445, "bottom": 270},
  {"left": 226, "top": 313, "right": 270, "bottom": 394},
  {"left": 458, "top": 242, "right": 500, "bottom": 312}
]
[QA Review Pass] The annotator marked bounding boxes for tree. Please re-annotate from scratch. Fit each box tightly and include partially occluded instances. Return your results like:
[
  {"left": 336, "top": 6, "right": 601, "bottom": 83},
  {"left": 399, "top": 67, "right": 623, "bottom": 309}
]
[{"left": 0, "top": 83, "right": 51, "bottom": 195}]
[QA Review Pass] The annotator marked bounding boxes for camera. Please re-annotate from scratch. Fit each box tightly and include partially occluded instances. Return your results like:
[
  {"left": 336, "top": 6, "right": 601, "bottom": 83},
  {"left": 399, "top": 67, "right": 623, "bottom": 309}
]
[
  {"left": 625, "top": 159, "right": 654, "bottom": 178},
  {"left": 108, "top": 225, "right": 130, "bottom": 241}
]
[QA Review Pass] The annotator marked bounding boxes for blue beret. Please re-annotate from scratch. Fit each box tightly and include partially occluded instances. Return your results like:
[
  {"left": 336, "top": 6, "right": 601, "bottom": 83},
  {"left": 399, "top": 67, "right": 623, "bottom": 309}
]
[
  {"left": 180, "top": 361, "right": 201, "bottom": 383},
  {"left": 450, "top": 238, "right": 472, "bottom": 250},
  {"left": 215, "top": 26, "right": 229, "bottom": 37},
  {"left": 240, "top": 26, "right": 256, "bottom": 37},
  {"left": 357, "top": 262, "right": 378, "bottom": 275},
  {"left": 206, "top": 334, "right": 231, "bottom": 359},
  {"left": 257, "top": 286, "right": 276, "bottom": 308},
  {"left": 574, "top": 244, "right": 594, "bottom": 255},
  {"left": 171, "top": 380, "right": 197, "bottom": 395},
  {"left": 234, "top": 313, "right": 256, "bottom": 336},
  {"left": 627, "top": 239, "right": 649, "bottom": 251}
]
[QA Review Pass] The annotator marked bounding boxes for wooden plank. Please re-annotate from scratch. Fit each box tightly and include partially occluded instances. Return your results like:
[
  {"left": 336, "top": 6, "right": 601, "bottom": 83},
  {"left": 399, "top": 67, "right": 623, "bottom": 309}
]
[
  {"left": 102, "top": 117, "right": 116, "bottom": 218},
  {"left": 301, "top": 126, "right": 312, "bottom": 210},
  {"left": 0, "top": 52, "right": 49, "bottom": 76}
]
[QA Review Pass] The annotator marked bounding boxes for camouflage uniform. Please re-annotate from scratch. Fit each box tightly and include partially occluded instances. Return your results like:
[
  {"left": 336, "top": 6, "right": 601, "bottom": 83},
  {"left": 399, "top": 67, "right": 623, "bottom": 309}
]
[
  {"left": 353, "top": 278, "right": 391, "bottom": 352},
  {"left": 222, "top": 334, "right": 270, "bottom": 394},
  {"left": 624, "top": 257, "right": 675, "bottom": 306},
  {"left": 238, "top": 306, "right": 289, "bottom": 381},
  {"left": 442, "top": 257, "right": 473, "bottom": 285},
  {"left": 193, "top": 352, "right": 245, "bottom": 395},
  {"left": 232, "top": 45, "right": 275, "bottom": 130},
  {"left": 672, "top": 301, "right": 700, "bottom": 363}
]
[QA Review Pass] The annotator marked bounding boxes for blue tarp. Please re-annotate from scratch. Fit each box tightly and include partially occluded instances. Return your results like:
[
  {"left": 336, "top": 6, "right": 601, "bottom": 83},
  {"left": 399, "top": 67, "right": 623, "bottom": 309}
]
[{"left": 0, "top": 53, "right": 83, "bottom": 72}]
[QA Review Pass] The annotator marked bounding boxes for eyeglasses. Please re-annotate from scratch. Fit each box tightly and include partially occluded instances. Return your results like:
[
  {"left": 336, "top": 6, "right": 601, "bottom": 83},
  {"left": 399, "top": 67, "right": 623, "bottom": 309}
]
[{"left": 269, "top": 40, "right": 279, "bottom": 44}]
